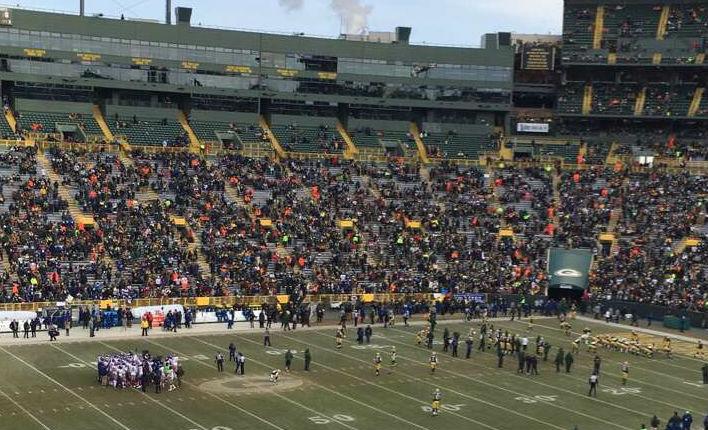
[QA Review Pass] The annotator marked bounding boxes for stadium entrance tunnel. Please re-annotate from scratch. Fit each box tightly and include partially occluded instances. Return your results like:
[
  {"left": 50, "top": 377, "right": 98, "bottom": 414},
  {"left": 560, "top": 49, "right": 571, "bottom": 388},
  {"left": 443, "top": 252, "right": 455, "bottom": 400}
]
[
  {"left": 199, "top": 375, "right": 304, "bottom": 395},
  {"left": 547, "top": 287, "right": 584, "bottom": 301}
]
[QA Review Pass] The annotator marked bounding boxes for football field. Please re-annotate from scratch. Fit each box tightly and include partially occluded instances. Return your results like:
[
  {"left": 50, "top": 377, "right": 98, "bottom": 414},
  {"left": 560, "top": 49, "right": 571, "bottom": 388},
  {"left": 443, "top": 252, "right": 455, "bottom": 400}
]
[{"left": 0, "top": 317, "right": 706, "bottom": 430}]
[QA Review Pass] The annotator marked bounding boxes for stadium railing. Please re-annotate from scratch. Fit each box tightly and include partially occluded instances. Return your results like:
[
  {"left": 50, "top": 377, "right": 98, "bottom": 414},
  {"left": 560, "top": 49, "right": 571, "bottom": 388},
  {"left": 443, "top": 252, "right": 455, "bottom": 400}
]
[{"left": 0, "top": 293, "right": 436, "bottom": 312}]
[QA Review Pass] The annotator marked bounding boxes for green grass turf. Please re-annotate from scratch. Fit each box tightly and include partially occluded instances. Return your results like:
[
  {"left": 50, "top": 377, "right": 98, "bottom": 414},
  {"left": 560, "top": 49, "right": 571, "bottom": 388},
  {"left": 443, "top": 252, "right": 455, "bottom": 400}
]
[{"left": 0, "top": 317, "right": 706, "bottom": 430}]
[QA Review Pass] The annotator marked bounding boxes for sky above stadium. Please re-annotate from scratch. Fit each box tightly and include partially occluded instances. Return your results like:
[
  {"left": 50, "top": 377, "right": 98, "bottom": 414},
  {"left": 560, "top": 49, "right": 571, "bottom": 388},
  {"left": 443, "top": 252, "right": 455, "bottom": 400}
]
[{"left": 12, "top": 0, "right": 563, "bottom": 46}]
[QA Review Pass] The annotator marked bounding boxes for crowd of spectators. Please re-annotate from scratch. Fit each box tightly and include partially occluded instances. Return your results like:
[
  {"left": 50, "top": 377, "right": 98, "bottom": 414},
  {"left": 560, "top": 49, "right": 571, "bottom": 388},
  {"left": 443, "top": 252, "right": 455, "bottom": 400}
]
[{"left": 0, "top": 140, "right": 705, "bottom": 312}]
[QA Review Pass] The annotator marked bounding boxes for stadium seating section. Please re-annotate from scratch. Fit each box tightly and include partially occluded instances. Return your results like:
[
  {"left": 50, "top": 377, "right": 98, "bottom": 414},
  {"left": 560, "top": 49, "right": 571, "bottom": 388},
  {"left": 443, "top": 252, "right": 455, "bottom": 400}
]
[
  {"left": 270, "top": 122, "right": 344, "bottom": 153},
  {"left": 563, "top": 2, "right": 706, "bottom": 64},
  {"left": 423, "top": 131, "right": 496, "bottom": 159},
  {"left": 108, "top": 116, "right": 187, "bottom": 146},
  {"left": 16, "top": 111, "right": 103, "bottom": 141}
]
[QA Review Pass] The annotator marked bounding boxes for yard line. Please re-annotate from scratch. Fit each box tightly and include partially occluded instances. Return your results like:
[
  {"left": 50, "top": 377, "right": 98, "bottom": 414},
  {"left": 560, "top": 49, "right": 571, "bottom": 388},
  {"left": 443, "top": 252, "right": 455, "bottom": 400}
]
[
  {"left": 492, "top": 320, "right": 708, "bottom": 404},
  {"left": 271, "top": 331, "right": 568, "bottom": 430},
  {"left": 144, "top": 338, "right": 359, "bottom": 430},
  {"left": 213, "top": 335, "right": 503, "bottom": 430},
  {"left": 393, "top": 322, "right": 704, "bottom": 410},
  {"left": 131, "top": 339, "right": 284, "bottom": 430},
  {"left": 52, "top": 344, "right": 209, "bottom": 430},
  {"left": 381, "top": 326, "right": 655, "bottom": 421},
  {"left": 0, "top": 386, "right": 53, "bottom": 430},
  {"left": 0, "top": 346, "right": 132, "bottom": 430},
  {"left": 190, "top": 336, "right": 433, "bottom": 430},
  {"left": 308, "top": 329, "right": 632, "bottom": 430}
]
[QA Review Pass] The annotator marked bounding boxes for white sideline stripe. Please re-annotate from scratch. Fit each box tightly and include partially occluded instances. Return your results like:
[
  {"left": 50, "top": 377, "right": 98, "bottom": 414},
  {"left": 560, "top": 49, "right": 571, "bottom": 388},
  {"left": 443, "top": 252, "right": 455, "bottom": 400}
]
[
  {"left": 137, "top": 339, "right": 287, "bottom": 430},
  {"left": 310, "top": 329, "right": 630, "bottom": 430},
  {"left": 498, "top": 320, "right": 708, "bottom": 406},
  {"left": 0, "top": 387, "right": 53, "bottom": 430},
  {"left": 191, "top": 336, "right": 432, "bottom": 430},
  {"left": 53, "top": 344, "right": 208, "bottom": 430},
  {"left": 146, "top": 338, "right": 359, "bottom": 430},
  {"left": 0, "top": 346, "right": 132, "bottom": 430}
]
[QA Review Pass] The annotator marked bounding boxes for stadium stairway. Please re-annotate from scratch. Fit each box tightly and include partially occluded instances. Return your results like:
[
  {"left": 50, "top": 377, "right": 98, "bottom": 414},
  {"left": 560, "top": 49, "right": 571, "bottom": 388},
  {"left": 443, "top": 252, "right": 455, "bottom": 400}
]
[
  {"left": 592, "top": 5, "right": 604, "bottom": 49},
  {"left": 120, "top": 151, "right": 160, "bottom": 202},
  {"left": 36, "top": 151, "right": 94, "bottom": 225},
  {"left": 582, "top": 85, "right": 593, "bottom": 115},
  {"left": 178, "top": 111, "right": 202, "bottom": 153},
  {"left": 551, "top": 172, "right": 561, "bottom": 226},
  {"left": 4, "top": 108, "right": 17, "bottom": 133},
  {"left": 634, "top": 87, "right": 647, "bottom": 116},
  {"left": 671, "top": 238, "right": 689, "bottom": 255},
  {"left": 657, "top": 5, "right": 670, "bottom": 40},
  {"left": 91, "top": 105, "right": 115, "bottom": 141},
  {"left": 188, "top": 229, "right": 211, "bottom": 278},
  {"left": 409, "top": 122, "right": 430, "bottom": 164},
  {"left": 258, "top": 116, "right": 286, "bottom": 159},
  {"left": 605, "top": 142, "right": 619, "bottom": 165},
  {"left": 336, "top": 120, "right": 358, "bottom": 159},
  {"left": 688, "top": 87, "right": 704, "bottom": 117}
]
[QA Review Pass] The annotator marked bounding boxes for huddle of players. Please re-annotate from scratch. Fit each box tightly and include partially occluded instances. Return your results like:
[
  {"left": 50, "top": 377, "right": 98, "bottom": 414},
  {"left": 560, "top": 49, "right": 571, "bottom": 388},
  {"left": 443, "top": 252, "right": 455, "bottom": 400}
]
[{"left": 97, "top": 351, "right": 183, "bottom": 393}]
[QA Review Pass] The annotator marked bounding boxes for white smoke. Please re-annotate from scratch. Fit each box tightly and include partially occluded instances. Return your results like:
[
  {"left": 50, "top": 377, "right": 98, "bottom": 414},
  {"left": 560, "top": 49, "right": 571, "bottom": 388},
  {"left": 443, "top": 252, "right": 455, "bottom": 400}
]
[
  {"left": 278, "top": 0, "right": 304, "bottom": 12},
  {"left": 330, "top": 0, "right": 372, "bottom": 35}
]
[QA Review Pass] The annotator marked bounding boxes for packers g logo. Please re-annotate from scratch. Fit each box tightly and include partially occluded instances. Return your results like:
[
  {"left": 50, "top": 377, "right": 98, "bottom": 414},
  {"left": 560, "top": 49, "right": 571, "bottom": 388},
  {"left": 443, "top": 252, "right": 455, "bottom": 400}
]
[{"left": 554, "top": 269, "right": 583, "bottom": 277}]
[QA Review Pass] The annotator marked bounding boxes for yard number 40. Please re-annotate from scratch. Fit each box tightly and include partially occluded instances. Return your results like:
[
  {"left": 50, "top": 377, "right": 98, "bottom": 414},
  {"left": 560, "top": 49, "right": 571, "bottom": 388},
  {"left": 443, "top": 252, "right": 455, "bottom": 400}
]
[{"left": 308, "top": 415, "right": 355, "bottom": 424}]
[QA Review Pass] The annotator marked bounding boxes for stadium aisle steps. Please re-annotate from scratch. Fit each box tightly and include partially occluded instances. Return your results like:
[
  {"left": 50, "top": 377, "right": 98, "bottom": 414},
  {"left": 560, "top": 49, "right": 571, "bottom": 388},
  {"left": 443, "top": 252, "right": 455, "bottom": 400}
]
[
  {"left": 634, "top": 87, "right": 647, "bottom": 116},
  {"left": 4, "top": 108, "right": 17, "bottom": 133},
  {"left": 657, "top": 5, "right": 670, "bottom": 40},
  {"left": 582, "top": 85, "right": 593, "bottom": 115},
  {"left": 258, "top": 116, "right": 285, "bottom": 158},
  {"left": 36, "top": 152, "right": 88, "bottom": 223},
  {"left": 592, "top": 5, "right": 604, "bottom": 49},
  {"left": 92, "top": 105, "right": 115, "bottom": 141},
  {"left": 178, "top": 110, "right": 202, "bottom": 152},
  {"left": 409, "top": 122, "right": 429, "bottom": 163},
  {"left": 336, "top": 120, "right": 358, "bottom": 158},
  {"left": 688, "top": 87, "right": 704, "bottom": 117}
]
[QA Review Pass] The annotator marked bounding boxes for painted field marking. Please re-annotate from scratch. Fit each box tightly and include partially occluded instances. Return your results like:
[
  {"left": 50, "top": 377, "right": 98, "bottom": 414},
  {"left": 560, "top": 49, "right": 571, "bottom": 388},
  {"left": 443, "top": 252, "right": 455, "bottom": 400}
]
[
  {"left": 261, "top": 333, "right": 516, "bottom": 430},
  {"left": 500, "top": 320, "right": 708, "bottom": 403},
  {"left": 0, "top": 386, "right": 53, "bottom": 430},
  {"left": 0, "top": 346, "right": 132, "bottom": 430},
  {"left": 117, "top": 340, "right": 286, "bottom": 430},
  {"left": 190, "top": 336, "right": 432, "bottom": 430},
  {"left": 51, "top": 344, "right": 209, "bottom": 430},
  {"left": 144, "top": 338, "right": 359, "bottom": 430},
  {"left": 312, "top": 329, "right": 629, "bottom": 430},
  {"left": 390, "top": 323, "right": 698, "bottom": 412}
]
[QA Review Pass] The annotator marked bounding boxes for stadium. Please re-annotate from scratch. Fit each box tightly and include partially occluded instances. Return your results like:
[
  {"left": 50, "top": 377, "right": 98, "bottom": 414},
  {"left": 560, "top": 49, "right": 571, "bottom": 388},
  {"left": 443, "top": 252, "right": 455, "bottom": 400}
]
[{"left": 0, "top": 0, "right": 706, "bottom": 429}]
